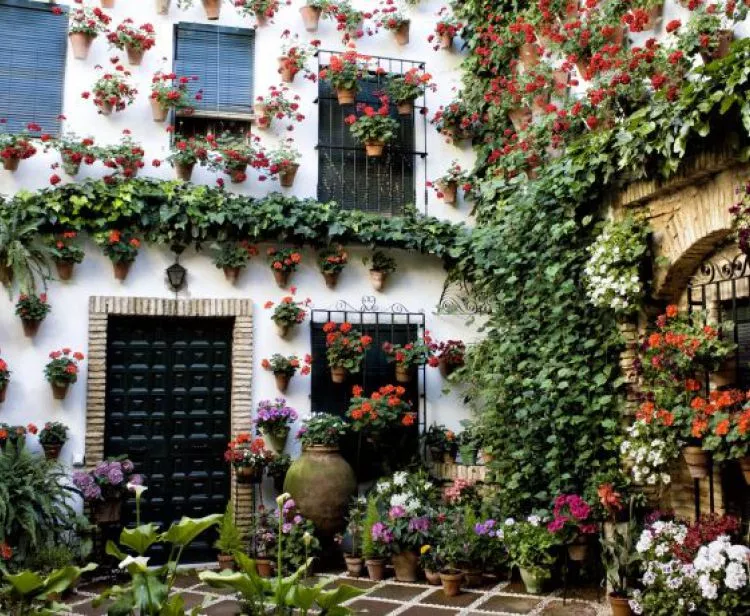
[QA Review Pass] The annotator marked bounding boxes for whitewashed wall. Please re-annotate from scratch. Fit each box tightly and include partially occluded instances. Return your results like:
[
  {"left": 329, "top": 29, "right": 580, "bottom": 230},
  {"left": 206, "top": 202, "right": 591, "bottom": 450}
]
[{"left": 0, "top": 0, "right": 480, "bottom": 469}]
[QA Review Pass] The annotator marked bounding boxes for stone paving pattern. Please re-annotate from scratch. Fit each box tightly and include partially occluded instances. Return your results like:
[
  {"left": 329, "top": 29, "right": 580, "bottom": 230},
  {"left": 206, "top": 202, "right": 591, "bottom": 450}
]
[{"left": 60, "top": 568, "right": 608, "bottom": 616}]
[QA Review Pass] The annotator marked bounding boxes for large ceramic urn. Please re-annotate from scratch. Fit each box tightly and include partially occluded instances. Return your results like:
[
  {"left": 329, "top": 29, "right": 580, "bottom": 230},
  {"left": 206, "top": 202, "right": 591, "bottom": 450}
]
[{"left": 284, "top": 445, "right": 356, "bottom": 536}]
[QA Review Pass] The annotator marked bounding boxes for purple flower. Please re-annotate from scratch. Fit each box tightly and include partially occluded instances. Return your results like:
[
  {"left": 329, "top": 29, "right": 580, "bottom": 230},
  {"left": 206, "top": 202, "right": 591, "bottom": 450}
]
[
  {"left": 283, "top": 498, "right": 296, "bottom": 511},
  {"left": 107, "top": 466, "right": 124, "bottom": 485},
  {"left": 371, "top": 522, "right": 393, "bottom": 544},
  {"left": 282, "top": 523, "right": 293, "bottom": 534},
  {"left": 121, "top": 459, "right": 134, "bottom": 473},
  {"left": 93, "top": 462, "right": 109, "bottom": 478},
  {"left": 408, "top": 517, "right": 430, "bottom": 533},
  {"left": 84, "top": 484, "right": 102, "bottom": 500},
  {"left": 389, "top": 505, "right": 406, "bottom": 519},
  {"left": 293, "top": 515, "right": 303, "bottom": 524},
  {"left": 72, "top": 471, "right": 93, "bottom": 490},
  {"left": 129, "top": 474, "right": 143, "bottom": 485}
]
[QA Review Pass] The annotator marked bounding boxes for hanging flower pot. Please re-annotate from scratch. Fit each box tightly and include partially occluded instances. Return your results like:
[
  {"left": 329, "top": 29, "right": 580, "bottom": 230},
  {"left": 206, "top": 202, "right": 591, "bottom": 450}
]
[
  {"left": 740, "top": 456, "right": 750, "bottom": 485},
  {"left": 331, "top": 366, "right": 348, "bottom": 383},
  {"left": 150, "top": 98, "right": 169, "bottom": 122},
  {"left": 274, "top": 372, "right": 290, "bottom": 393},
  {"left": 438, "top": 180, "right": 458, "bottom": 205},
  {"left": 223, "top": 266, "right": 242, "bottom": 284},
  {"left": 396, "top": 100, "right": 414, "bottom": 116},
  {"left": 440, "top": 33, "right": 453, "bottom": 50},
  {"left": 62, "top": 160, "right": 81, "bottom": 177},
  {"left": 365, "top": 558, "right": 386, "bottom": 581},
  {"left": 262, "top": 428, "right": 290, "bottom": 454},
  {"left": 369, "top": 269, "right": 387, "bottom": 292},
  {"left": 217, "top": 553, "right": 234, "bottom": 571},
  {"left": 395, "top": 364, "right": 412, "bottom": 383},
  {"left": 21, "top": 319, "right": 41, "bottom": 338},
  {"left": 518, "top": 43, "right": 539, "bottom": 69},
  {"left": 174, "top": 161, "right": 195, "bottom": 182},
  {"left": 230, "top": 166, "right": 248, "bottom": 184},
  {"left": 438, "top": 358, "right": 460, "bottom": 378},
  {"left": 99, "top": 101, "right": 114, "bottom": 116},
  {"left": 439, "top": 570, "right": 463, "bottom": 597},
  {"left": 273, "top": 269, "right": 290, "bottom": 288},
  {"left": 202, "top": 0, "right": 221, "bottom": 19},
  {"left": 345, "top": 555, "right": 364, "bottom": 577},
  {"left": 279, "top": 163, "right": 299, "bottom": 188},
  {"left": 336, "top": 88, "right": 356, "bottom": 105},
  {"left": 278, "top": 57, "right": 298, "bottom": 83},
  {"left": 156, "top": 0, "right": 171, "bottom": 15},
  {"left": 567, "top": 535, "right": 589, "bottom": 562},
  {"left": 113, "top": 261, "right": 131, "bottom": 281},
  {"left": 576, "top": 58, "right": 591, "bottom": 81},
  {"left": 364, "top": 141, "right": 385, "bottom": 157},
  {"left": 323, "top": 272, "right": 339, "bottom": 289},
  {"left": 701, "top": 30, "right": 734, "bottom": 64},
  {"left": 394, "top": 20, "right": 410, "bottom": 46},
  {"left": 235, "top": 465, "right": 263, "bottom": 484},
  {"left": 0, "top": 384, "right": 6, "bottom": 404},
  {"left": 100, "top": 0, "right": 115, "bottom": 8},
  {"left": 256, "top": 13, "right": 269, "bottom": 27},
  {"left": 2, "top": 157, "right": 21, "bottom": 172},
  {"left": 51, "top": 382, "right": 70, "bottom": 401},
  {"left": 299, "top": 5, "right": 322, "bottom": 31},
  {"left": 125, "top": 45, "right": 145, "bottom": 66},
  {"left": 254, "top": 104, "right": 271, "bottom": 130},
  {"left": 508, "top": 107, "right": 532, "bottom": 132},
  {"left": 425, "top": 569, "right": 441, "bottom": 585},
  {"left": 69, "top": 32, "right": 95, "bottom": 60},
  {"left": 275, "top": 322, "right": 292, "bottom": 339},
  {"left": 683, "top": 446, "right": 711, "bottom": 479},
  {"left": 644, "top": 3, "right": 663, "bottom": 29},
  {"left": 256, "top": 559, "right": 274, "bottom": 577},
  {"left": 92, "top": 497, "right": 122, "bottom": 524},
  {"left": 392, "top": 551, "right": 418, "bottom": 582},
  {"left": 55, "top": 260, "right": 75, "bottom": 281},
  {"left": 42, "top": 443, "right": 62, "bottom": 460}
]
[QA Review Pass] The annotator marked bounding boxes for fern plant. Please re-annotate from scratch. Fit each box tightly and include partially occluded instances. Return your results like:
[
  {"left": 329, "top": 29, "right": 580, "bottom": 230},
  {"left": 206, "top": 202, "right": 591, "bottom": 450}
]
[
  {"left": 362, "top": 496, "right": 379, "bottom": 560},
  {"left": 214, "top": 501, "right": 244, "bottom": 554},
  {"left": 0, "top": 200, "right": 52, "bottom": 295}
]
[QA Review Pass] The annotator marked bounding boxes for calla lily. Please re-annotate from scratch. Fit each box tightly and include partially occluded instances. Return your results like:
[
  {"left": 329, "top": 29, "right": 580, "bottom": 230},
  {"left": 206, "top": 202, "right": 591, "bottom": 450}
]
[
  {"left": 276, "top": 492, "right": 291, "bottom": 506},
  {"left": 118, "top": 555, "right": 149, "bottom": 570}
]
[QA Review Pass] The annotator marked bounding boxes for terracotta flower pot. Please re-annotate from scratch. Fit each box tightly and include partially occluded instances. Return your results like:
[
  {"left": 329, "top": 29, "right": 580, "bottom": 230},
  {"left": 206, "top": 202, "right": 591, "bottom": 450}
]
[
  {"left": 174, "top": 161, "right": 195, "bottom": 182},
  {"left": 425, "top": 569, "right": 441, "bottom": 585},
  {"left": 235, "top": 465, "right": 263, "bottom": 484},
  {"left": 222, "top": 266, "right": 241, "bottom": 285},
  {"left": 701, "top": 29, "right": 734, "bottom": 64},
  {"left": 0, "top": 384, "right": 6, "bottom": 404},
  {"left": 278, "top": 57, "right": 298, "bottom": 83},
  {"left": 336, "top": 88, "right": 356, "bottom": 105},
  {"left": 370, "top": 269, "right": 387, "bottom": 292},
  {"left": 125, "top": 46, "right": 144, "bottom": 66},
  {"left": 462, "top": 569, "right": 483, "bottom": 588},
  {"left": 99, "top": 101, "right": 114, "bottom": 116},
  {"left": 440, "top": 571, "right": 463, "bottom": 597},
  {"left": 396, "top": 100, "right": 414, "bottom": 116},
  {"left": 365, "top": 141, "right": 385, "bottom": 157},
  {"left": 51, "top": 382, "right": 70, "bottom": 401},
  {"left": 69, "top": 32, "right": 95, "bottom": 60},
  {"left": 21, "top": 319, "right": 41, "bottom": 338},
  {"left": 113, "top": 261, "right": 131, "bottom": 281},
  {"left": 438, "top": 358, "right": 460, "bottom": 378},
  {"left": 392, "top": 551, "right": 419, "bottom": 582},
  {"left": 508, "top": 107, "right": 532, "bottom": 132},
  {"left": 254, "top": 104, "right": 271, "bottom": 130},
  {"left": 439, "top": 180, "right": 458, "bottom": 205},
  {"left": 256, "top": 559, "right": 274, "bottom": 578},
  {"left": 683, "top": 446, "right": 711, "bottom": 479},
  {"left": 156, "top": 0, "right": 171, "bottom": 15},
  {"left": 43, "top": 443, "right": 62, "bottom": 460},
  {"left": 100, "top": 0, "right": 114, "bottom": 8},
  {"left": 643, "top": 3, "right": 662, "bottom": 29},
  {"left": 395, "top": 364, "right": 412, "bottom": 383},
  {"left": 279, "top": 163, "right": 299, "bottom": 187},
  {"left": 256, "top": 14, "right": 268, "bottom": 27},
  {"left": 323, "top": 271, "right": 339, "bottom": 289},
  {"left": 275, "top": 322, "right": 291, "bottom": 339},
  {"left": 273, "top": 269, "right": 290, "bottom": 288},
  {"left": 394, "top": 21, "right": 410, "bottom": 46},
  {"left": 576, "top": 58, "right": 591, "bottom": 81},
  {"left": 440, "top": 33, "right": 453, "bottom": 50},
  {"left": 229, "top": 166, "right": 247, "bottom": 183},
  {"left": 609, "top": 594, "right": 633, "bottom": 616},
  {"left": 55, "top": 260, "right": 75, "bottom": 281},
  {"left": 274, "top": 372, "right": 291, "bottom": 393},
  {"left": 92, "top": 497, "right": 122, "bottom": 524},
  {"left": 345, "top": 555, "right": 364, "bottom": 577},
  {"left": 2, "top": 157, "right": 20, "bottom": 172},
  {"left": 519, "top": 567, "right": 545, "bottom": 594},
  {"left": 218, "top": 553, "right": 234, "bottom": 571},
  {"left": 740, "top": 456, "right": 750, "bottom": 485},
  {"left": 366, "top": 558, "right": 386, "bottom": 581},
  {"left": 331, "top": 366, "right": 348, "bottom": 383},
  {"left": 519, "top": 43, "right": 539, "bottom": 69},
  {"left": 150, "top": 98, "right": 169, "bottom": 122},
  {"left": 300, "top": 5, "right": 322, "bottom": 32},
  {"left": 202, "top": 0, "right": 221, "bottom": 19}
]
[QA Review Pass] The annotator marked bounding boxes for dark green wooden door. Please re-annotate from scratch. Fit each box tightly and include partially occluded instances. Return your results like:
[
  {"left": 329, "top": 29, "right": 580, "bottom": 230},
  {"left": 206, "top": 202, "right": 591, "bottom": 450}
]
[{"left": 104, "top": 316, "right": 233, "bottom": 563}]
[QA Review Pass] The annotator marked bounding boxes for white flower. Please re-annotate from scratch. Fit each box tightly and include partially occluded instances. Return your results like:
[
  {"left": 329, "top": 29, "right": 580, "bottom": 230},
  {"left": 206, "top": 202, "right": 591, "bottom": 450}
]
[
  {"left": 698, "top": 574, "right": 718, "bottom": 600},
  {"left": 504, "top": 517, "right": 516, "bottom": 526},
  {"left": 642, "top": 570, "right": 657, "bottom": 586},
  {"left": 393, "top": 471, "right": 408, "bottom": 487},
  {"left": 724, "top": 561, "right": 747, "bottom": 590},
  {"left": 727, "top": 544, "right": 750, "bottom": 562},
  {"left": 127, "top": 483, "right": 147, "bottom": 497},
  {"left": 527, "top": 514, "right": 541, "bottom": 526},
  {"left": 119, "top": 555, "right": 149, "bottom": 570},
  {"left": 636, "top": 530, "right": 653, "bottom": 554}
]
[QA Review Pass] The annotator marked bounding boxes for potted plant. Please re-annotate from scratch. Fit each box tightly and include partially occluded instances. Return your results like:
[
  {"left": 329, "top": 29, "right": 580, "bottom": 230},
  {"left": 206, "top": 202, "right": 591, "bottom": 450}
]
[
  {"left": 207, "top": 133, "right": 258, "bottom": 183},
  {"left": 167, "top": 134, "right": 210, "bottom": 181},
  {"left": 224, "top": 433, "right": 273, "bottom": 484},
  {"left": 98, "top": 229, "right": 140, "bottom": 281},
  {"left": 15, "top": 293, "right": 50, "bottom": 337},
  {"left": 100, "top": 0, "right": 115, "bottom": 7},
  {"left": 300, "top": 0, "right": 330, "bottom": 31},
  {"left": 457, "top": 420, "right": 480, "bottom": 465},
  {"left": 434, "top": 513, "right": 465, "bottom": 596},
  {"left": 429, "top": 161, "right": 471, "bottom": 206},
  {"left": 278, "top": 36, "right": 318, "bottom": 83},
  {"left": 343, "top": 496, "right": 367, "bottom": 577},
  {"left": 503, "top": 516, "right": 560, "bottom": 594},
  {"left": 318, "top": 245, "right": 348, "bottom": 288},
  {"left": 89, "top": 67, "right": 138, "bottom": 115},
  {"left": 266, "top": 453, "right": 292, "bottom": 493},
  {"left": 382, "top": 505, "right": 430, "bottom": 583},
  {"left": 253, "top": 85, "right": 304, "bottom": 131},
  {"left": 676, "top": 3, "right": 736, "bottom": 65},
  {"left": 267, "top": 140, "right": 301, "bottom": 188},
  {"left": 0, "top": 131, "right": 37, "bottom": 172},
  {"left": 249, "top": 505, "right": 277, "bottom": 577},
  {"left": 149, "top": 72, "right": 196, "bottom": 122},
  {"left": 430, "top": 100, "right": 475, "bottom": 143},
  {"left": 51, "top": 135, "right": 97, "bottom": 177},
  {"left": 156, "top": 0, "right": 172, "bottom": 14},
  {"left": 72, "top": 458, "right": 142, "bottom": 524},
  {"left": 0, "top": 356, "right": 9, "bottom": 403},
  {"left": 329, "top": 1, "right": 365, "bottom": 42},
  {"left": 703, "top": 394, "right": 750, "bottom": 484},
  {"left": 429, "top": 339, "right": 466, "bottom": 377},
  {"left": 266, "top": 294, "right": 310, "bottom": 338},
  {"left": 262, "top": 354, "right": 311, "bottom": 393},
  {"left": 106, "top": 19, "right": 156, "bottom": 65},
  {"left": 364, "top": 251, "right": 396, "bottom": 291},
  {"left": 98, "top": 134, "right": 145, "bottom": 178},
  {"left": 382, "top": 335, "right": 433, "bottom": 383},
  {"left": 324, "top": 322, "right": 373, "bottom": 382},
  {"left": 38, "top": 421, "right": 69, "bottom": 460},
  {"left": 254, "top": 398, "right": 299, "bottom": 453},
  {"left": 386, "top": 68, "right": 435, "bottom": 116},
  {"left": 266, "top": 246, "right": 302, "bottom": 288},
  {"left": 362, "top": 496, "right": 390, "bottom": 581},
  {"left": 345, "top": 101, "right": 400, "bottom": 157},
  {"left": 430, "top": 9, "right": 463, "bottom": 50},
  {"left": 68, "top": 5, "right": 111, "bottom": 60},
  {"left": 212, "top": 240, "right": 258, "bottom": 284},
  {"left": 214, "top": 501, "right": 243, "bottom": 571},
  {"left": 319, "top": 50, "right": 364, "bottom": 104},
  {"left": 45, "top": 348, "right": 85, "bottom": 400},
  {"left": 379, "top": 4, "right": 410, "bottom": 45},
  {"left": 547, "top": 494, "right": 599, "bottom": 562},
  {"left": 49, "top": 231, "right": 85, "bottom": 281},
  {"left": 423, "top": 424, "right": 457, "bottom": 463},
  {"left": 348, "top": 384, "right": 416, "bottom": 438},
  {"left": 421, "top": 545, "right": 442, "bottom": 585},
  {"left": 601, "top": 516, "right": 639, "bottom": 616},
  {"left": 234, "top": 0, "right": 281, "bottom": 25}
]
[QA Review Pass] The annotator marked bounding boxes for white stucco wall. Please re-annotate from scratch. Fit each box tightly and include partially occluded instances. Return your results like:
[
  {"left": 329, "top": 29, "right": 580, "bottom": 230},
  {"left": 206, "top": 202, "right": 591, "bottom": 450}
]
[{"left": 0, "top": 0, "right": 481, "bottom": 468}]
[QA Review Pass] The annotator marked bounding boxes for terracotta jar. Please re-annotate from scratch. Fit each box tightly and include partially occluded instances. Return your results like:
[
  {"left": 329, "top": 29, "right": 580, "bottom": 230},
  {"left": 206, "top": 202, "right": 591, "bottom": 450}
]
[
  {"left": 462, "top": 569, "right": 483, "bottom": 588},
  {"left": 519, "top": 567, "right": 545, "bottom": 594},
  {"left": 284, "top": 445, "right": 356, "bottom": 536},
  {"left": 69, "top": 32, "right": 95, "bottom": 60}
]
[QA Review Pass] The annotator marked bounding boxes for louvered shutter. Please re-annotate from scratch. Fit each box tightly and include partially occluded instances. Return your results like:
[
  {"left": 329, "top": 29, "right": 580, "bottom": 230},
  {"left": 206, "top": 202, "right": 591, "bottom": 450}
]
[
  {"left": 0, "top": 0, "right": 68, "bottom": 135},
  {"left": 174, "top": 23, "right": 254, "bottom": 115}
]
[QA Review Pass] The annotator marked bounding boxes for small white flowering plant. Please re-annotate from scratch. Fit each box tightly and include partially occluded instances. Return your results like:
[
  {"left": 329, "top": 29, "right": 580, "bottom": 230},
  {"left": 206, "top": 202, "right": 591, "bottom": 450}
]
[
  {"left": 620, "top": 415, "right": 680, "bottom": 488},
  {"left": 372, "top": 469, "right": 436, "bottom": 515},
  {"left": 584, "top": 215, "right": 649, "bottom": 315}
]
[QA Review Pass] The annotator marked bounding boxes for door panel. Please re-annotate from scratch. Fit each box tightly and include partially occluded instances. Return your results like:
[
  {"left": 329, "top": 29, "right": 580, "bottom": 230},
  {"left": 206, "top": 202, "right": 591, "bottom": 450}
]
[{"left": 104, "top": 316, "right": 233, "bottom": 563}]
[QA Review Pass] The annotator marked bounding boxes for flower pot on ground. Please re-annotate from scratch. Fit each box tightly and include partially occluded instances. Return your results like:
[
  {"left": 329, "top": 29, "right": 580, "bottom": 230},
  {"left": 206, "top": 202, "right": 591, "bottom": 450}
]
[
  {"left": 345, "top": 555, "right": 364, "bottom": 577},
  {"left": 683, "top": 446, "right": 711, "bottom": 479},
  {"left": 609, "top": 594, "right": 633, "bottom": 616},
  {"left": 217, "top": 553, "right": 234, "bottom": 571},
  {"left": 519, "top": 567, "right": 545, "bottom": 594},
  {"left": 391, "top": 551, "right": 419, "bottom": 582},
  {"left": 366, "top": 558, "right": 386, "bottom": 581},
  {"left": 440, "top": 570, "right": 463, "bottom": 597},
  {"left": 425, "top": 569, "right": 441, "bottom": 585},
  {"left": 214, "top": 500, "right": 242, "bottom": 569},
  {"left": 300, "top": 5, "right": 322, "bottom": 31},
  {"left": 69, "top": 32, "right": 95, "bottom": 60},
  {"left": 255, "top": 559, "right": 274, "bottom": 578}
]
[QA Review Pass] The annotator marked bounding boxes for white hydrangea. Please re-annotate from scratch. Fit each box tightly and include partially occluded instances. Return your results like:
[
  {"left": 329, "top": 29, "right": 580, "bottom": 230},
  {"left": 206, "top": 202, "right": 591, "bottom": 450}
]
[{"left": 392, "top": 471, "right": 408, "bottom": 486}]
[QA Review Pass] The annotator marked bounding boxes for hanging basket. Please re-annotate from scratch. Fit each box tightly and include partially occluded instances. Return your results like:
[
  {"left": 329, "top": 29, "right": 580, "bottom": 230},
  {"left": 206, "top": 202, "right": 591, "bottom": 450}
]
[
  {"left": 439, "top": 570, "right": 463, "bottom": 597},
  {"left": 256, "top": 559, "right": 274, "bottom": 578},
  {"left": 331, "top": 366, "right": 348, "bottom": 383},
  {"left": 235, "top": 465, "right": 263, "bottom": 484},
  {"left": 683, "top": 446, "right": 711, "bottom": 479},
  {"left": 392, "top": 551, "right": 418, "bottom": 582},
  {"left": 217, "top": 553, "right": 234, "bottom": 571},
  {"left": 69, "top": 32, "right": 95, "bottom": 60},
  {"left": 345, "top": 555, "right": 364, "bottom": 578},
  {"left": 365, "top": 558, "right": 386, "bottom": 581}
]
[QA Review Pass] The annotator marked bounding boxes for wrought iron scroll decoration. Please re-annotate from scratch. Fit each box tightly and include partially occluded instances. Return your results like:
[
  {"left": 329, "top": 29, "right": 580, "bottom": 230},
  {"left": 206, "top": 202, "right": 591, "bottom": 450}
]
[{"left": 436, "top": 275, "right": 492, "bottom": 315}]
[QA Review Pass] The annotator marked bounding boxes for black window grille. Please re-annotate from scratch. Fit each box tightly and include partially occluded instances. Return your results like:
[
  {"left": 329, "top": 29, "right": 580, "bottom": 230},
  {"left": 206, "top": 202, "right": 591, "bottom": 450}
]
[
  {"left": 309, "top": 305, "right": 425, "bottom": 478},
  {"left": 316, "top": 50, "right": 428, "bottom": 216}
]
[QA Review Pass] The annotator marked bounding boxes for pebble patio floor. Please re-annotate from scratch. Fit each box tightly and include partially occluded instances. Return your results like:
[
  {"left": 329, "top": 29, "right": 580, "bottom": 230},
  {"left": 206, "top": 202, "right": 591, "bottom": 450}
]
[{"left": 59, "top": 568, "right": 609, "bottom": 616}]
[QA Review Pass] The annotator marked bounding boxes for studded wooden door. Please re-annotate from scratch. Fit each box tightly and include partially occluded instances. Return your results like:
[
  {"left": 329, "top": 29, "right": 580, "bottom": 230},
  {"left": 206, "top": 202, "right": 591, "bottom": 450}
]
[{"left": 104, "top": 316, "right": 233, "bottom": 563}]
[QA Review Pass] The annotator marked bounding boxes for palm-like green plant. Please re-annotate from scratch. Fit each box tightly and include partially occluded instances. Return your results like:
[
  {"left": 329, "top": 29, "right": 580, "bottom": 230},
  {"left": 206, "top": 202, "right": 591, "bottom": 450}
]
[{"left": 0, "top": 200, "right": 53, "bottom": 295}]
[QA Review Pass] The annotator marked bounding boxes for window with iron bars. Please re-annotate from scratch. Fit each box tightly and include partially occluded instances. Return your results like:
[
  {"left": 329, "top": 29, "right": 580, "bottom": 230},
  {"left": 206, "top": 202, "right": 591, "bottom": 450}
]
[{"left": 316, "top": 50, "right": 429, "bottom": 216}]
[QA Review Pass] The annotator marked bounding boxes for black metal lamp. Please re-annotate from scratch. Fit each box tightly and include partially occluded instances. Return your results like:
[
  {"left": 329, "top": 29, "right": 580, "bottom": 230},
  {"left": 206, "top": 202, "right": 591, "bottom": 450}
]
[{"left": 166, "top": 259, "right": 187, "bottom": 292}]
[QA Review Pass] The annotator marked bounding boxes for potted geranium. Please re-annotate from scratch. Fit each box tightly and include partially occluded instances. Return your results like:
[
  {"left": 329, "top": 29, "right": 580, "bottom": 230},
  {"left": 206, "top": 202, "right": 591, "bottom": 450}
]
[
  {"left": 68, "top": 4, "right": 111, "bottom": 60},
  {"left": 98, "top": 134, "right": 145, "bottom": 178},
  {"left": 329, "top": 2, "right": 365, "bottom": 42},
  {"left": 167, "top": 134, "right": 210, "bottom": 181},
  {"left": 15, "top": 293, "right": 50, "bottom": 337},
  {"left": 253, "top": 85, "right": 304, "bottom": 131},
  {"left": 423, "top": 424, "right": 457, "bottom": 463},
  {"left": 106, "top": 19, "right": 156, "bottom": 65},
  {"left": 430, "top": 99, "right": 475, "bottom": 143},
  {"left": 0, "top": 356, "right": 10, "bottom": 403},
  {"left": 430, "top": 9, "right": 463, "bottom": 50},
  {"left": 149, "top": 72, "right": 196, "bottom": 122},
  {"left": 382, "top": 334, "right": 433, "bottom": 383},
  {"left": 278, "top": 36, "right": 318, "bottom": 83},
  {"left": 45, "top": 348, "right": 85, "bottom": 400},
  {"left": 429, "top": 161, "right": 471, "bottom": 206},
  {"left": 364, "top": 250, "right": 396, "bottom": 291},
  {"left": 318, "top": 245, "right": 348, "bottom": 288},
  {"left": 49, "top": 231, "right": 85, "bottom": 281},
  {"left": 261, "top": 353, "right": 311, "bottom": 393},
  {"left": 704, "top": 395, "right": 750, "bottom": 484},
  {"left": 319, "top": 49, "right": 364, "bottom": 104},
  {"left": 386, "top": 68, "right": 435, "bottom": 115},
  {"left": 72, "top": 458, "right": 142, "bottom": 524},
  {"left": 266, "top": 246, "right": 302, "bottom": 287},
  {"left": 378, "top": 3, "right": 410, "bottom": 45},
  {"left": 503, "top": 516, "right": 560, "bottom": 594},
  {"left": 348, "top": 384, "right": 415, "bottom": 437},
  {"left": 266, "top": 294, "right": 310, "bottom": 338},
  {"left": 547, "top": 494, "right": 599, "bottom": 562},
  {"left": 254, "top": 398, "right": 299, "bottom": 452},
  {"left": 676, "top": 3, "right": 736, "bottom": 65},
  {"left": 208, "top": 133, "right": 258, "bottom": 183},
  {"left": 234, "top": 0, "right": 281, "bottom": 25},
  {"left": 345, "top": 101, "right": 400, "bottom": 157},
  {"left": 38, "top": 421, "right": 69, "bottom": 460},
  {"left": 98, "top": 229, "right": 140, "bottom": 281},
  {"left": 224, "top": 433, "right": 272, "bottom": 484},
  {"left": 214, "top": 501, "right": 243, "bottom": 571},
  {"left": 89, "top": 68, "right": 138, "bottom": 115},
  {"left": 0, "top": 130, "right": 37, "bottom": 172},
  {"left": 429, "top": 339, "right": 466, "bottom": 376},
  {"left": 323, "top": 322, "right": 373, "bottom": 382},
  {"left": 300, "top": 0, "right": 330, "bottom": 31},
  {"left": 267, "top": 140, "right": 301, "bottom": 187},
  {"left": 212, "top": 240, "right": 258, "bottom": 284},
  {"left": 52, "top": 135, "right": 97, "bottom": 177}
]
